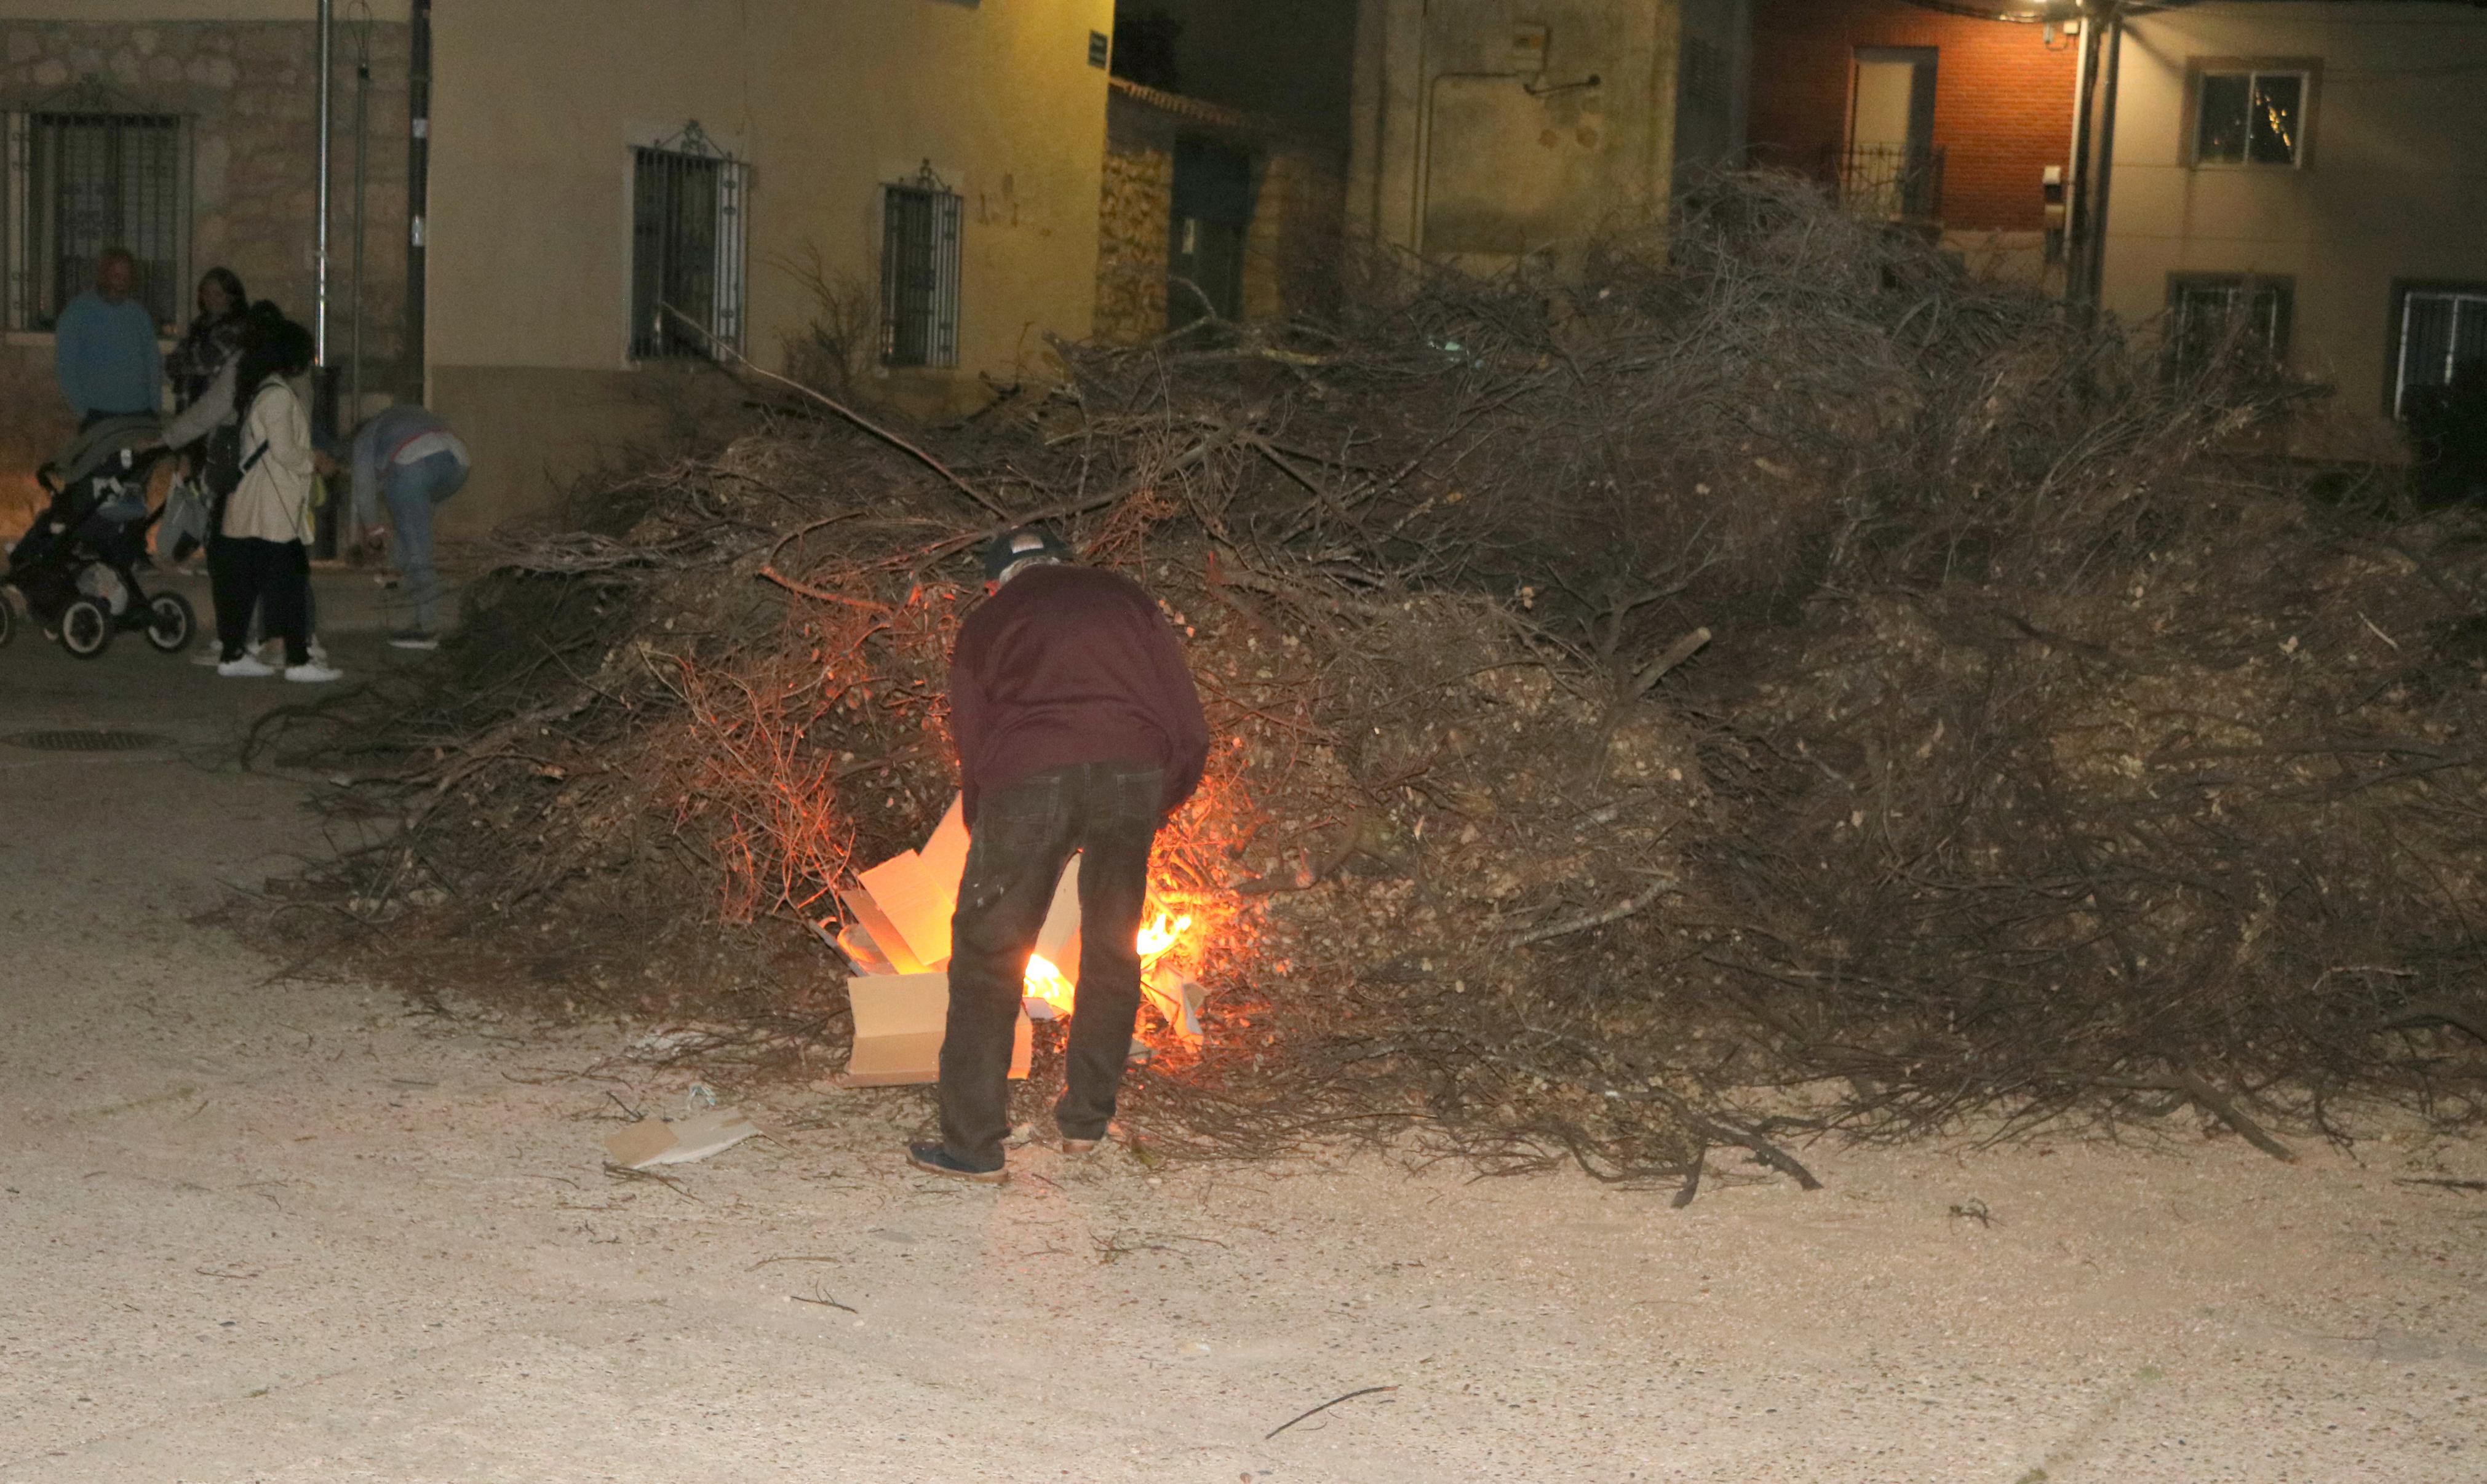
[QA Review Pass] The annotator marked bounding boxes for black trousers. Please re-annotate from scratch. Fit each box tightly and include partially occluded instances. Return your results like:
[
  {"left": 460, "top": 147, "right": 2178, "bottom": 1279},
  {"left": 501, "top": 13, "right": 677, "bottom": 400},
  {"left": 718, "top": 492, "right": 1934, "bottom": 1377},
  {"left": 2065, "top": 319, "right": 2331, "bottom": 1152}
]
[
  {"left": 208, "top": 535, "right": 309, "bottom": 665},
  {"left": 940, "top": 761, "right": 1164, "bottom": 1170}
]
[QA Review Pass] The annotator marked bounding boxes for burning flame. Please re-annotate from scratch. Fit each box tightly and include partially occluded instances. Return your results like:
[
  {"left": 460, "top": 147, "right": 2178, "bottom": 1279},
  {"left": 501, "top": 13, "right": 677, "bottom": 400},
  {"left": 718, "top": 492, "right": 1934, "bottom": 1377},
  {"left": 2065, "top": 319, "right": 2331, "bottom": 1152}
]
[
  {"left": 1024, "top": 953, "right": 1075, "bottom": 1014},
  {"left": 1022, "top": 909, "right": 1195, "bottom": 1015},
  {"left": 1137, "top": 909, "right": 1194, "bottom": 958}
]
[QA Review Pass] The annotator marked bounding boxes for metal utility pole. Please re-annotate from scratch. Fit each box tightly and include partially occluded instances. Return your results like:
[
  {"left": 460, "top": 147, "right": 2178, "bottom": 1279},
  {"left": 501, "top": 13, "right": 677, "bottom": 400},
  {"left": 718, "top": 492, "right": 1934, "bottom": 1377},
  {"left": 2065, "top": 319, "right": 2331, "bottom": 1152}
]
[
  {"left": 407, "top": 0, "right": 431, "bottom": 402},
  {"left": 316, "top": 0, "right": 333, "bottom": 365}
]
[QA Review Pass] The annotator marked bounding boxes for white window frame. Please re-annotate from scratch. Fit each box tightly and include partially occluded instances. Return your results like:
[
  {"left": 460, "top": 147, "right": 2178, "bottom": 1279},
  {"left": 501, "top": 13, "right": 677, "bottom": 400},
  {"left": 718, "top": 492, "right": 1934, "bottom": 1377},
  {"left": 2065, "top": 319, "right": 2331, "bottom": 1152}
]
[
  {"left": 2392, "top": 284, "right": 2487, "bottom": 419},
  {"left": 2187, "top": 60, "right": 2317, "bottom": 170}
]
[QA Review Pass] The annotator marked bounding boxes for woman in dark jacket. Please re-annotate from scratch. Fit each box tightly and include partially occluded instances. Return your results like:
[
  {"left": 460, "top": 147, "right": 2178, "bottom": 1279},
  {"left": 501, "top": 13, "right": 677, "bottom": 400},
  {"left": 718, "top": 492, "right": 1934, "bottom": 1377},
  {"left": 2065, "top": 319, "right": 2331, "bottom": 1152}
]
[{"left": 165, "top": 267, "right": 248, "bottom": 415}]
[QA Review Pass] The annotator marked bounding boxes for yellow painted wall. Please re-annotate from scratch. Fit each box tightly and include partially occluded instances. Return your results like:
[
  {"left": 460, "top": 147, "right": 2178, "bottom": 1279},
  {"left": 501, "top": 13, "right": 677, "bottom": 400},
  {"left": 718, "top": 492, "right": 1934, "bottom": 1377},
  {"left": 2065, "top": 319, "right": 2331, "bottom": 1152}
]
[
  {"left": 2102, "top": 2, "right": 2487, "bottom": 443},
  {"left": 1, "top": 2, "right": 407, "bottom": 20},
  {"left": 426, "top": 0, "right": 1115, "bottom": 531}
]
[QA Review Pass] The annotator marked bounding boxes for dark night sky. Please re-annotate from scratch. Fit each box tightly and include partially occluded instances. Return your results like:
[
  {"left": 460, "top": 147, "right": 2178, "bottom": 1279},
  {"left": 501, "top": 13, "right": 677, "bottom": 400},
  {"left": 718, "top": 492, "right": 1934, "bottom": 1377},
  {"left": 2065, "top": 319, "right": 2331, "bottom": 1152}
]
[{"left": 1121, "top": 0, "right": 1359, "bottom": 146}]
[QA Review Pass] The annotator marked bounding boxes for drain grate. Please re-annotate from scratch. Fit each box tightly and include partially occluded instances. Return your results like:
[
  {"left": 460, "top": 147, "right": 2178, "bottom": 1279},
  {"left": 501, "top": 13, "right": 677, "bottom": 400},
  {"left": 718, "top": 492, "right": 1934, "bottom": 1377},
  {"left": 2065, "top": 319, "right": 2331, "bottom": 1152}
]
[{"left": 3, "top": 729, "right": 174, "bottom": 753}]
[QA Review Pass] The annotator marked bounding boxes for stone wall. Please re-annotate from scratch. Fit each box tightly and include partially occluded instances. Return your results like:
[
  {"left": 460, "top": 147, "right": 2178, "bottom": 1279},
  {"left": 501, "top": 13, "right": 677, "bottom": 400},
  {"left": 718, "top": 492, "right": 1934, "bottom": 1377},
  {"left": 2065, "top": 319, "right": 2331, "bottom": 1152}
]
[
  {"left": 1094, "top": 87, "right": 1345, "bottom": 345},
  {"left": 0, "top": 17, "right": 412, "bottom": 531},
  {"left": 1095, "top": 93, "right": 1175, "bottom": 344},
  {"left": 1241, "top": 145, "right": 1345, "bottom": 323},
  {"left": 1, "top": 18, "right": 412, "bottom": 365}
]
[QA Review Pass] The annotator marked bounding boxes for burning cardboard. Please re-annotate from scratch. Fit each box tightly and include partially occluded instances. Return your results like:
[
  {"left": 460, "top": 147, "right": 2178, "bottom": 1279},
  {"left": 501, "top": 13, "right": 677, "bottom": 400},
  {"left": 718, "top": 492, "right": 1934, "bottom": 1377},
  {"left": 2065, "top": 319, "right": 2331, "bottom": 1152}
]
[{"left": 833, "top": 795, "right": 1208, "bottom": 1085}]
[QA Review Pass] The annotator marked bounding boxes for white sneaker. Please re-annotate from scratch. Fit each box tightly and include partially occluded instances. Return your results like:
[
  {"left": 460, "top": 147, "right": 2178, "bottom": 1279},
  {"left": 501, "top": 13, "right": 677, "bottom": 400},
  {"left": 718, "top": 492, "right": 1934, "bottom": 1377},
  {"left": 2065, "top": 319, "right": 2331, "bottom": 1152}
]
[
  {"left": 284, "top": 661, "right": 344, "bottom": 684},
  {"left": 217, "top": 655, "right": 277, "bottom": 678}
]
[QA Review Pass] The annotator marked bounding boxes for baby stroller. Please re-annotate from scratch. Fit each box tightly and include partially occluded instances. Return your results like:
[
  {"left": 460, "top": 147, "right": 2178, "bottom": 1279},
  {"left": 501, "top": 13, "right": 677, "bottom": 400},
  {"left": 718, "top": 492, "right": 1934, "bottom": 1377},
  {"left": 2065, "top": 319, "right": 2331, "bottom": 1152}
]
[{"left": 0, "top": 414, "right": 196, "bottom": 658}]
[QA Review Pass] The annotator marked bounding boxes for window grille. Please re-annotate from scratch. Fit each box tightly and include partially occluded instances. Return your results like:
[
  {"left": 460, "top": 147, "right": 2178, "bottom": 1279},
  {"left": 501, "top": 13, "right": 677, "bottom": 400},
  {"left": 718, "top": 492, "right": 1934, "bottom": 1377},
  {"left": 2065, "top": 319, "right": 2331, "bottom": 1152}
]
[
  {"left": 1826, "top": 143, "right": 1945, "bottom": 223},
  {"left": 630, "top": 124, "right": 747, "bottom": 360},
  {"left": 1682, "top": 35, "right": 1729, "bottom": 111},
  {"left": 2194, "top": 68, "right": 2308, "bottom": 167},
  {"left": 881, "top": 165, "right": 961, "bottom": 368},
  {"left": 4, "top": 103, "right": 191, "bottom": 331},
  {"left": 2169, "top": 277, "right": 2290, "bottom": 379},
  {"left": 2395, "top": 287, "right": 2487, "bottom": 419}
]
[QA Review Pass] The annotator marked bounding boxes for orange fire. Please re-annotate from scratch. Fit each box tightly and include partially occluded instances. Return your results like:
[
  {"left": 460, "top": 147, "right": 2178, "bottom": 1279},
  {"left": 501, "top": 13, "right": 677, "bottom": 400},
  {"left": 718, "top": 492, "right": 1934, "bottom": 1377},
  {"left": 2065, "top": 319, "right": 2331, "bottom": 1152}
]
[{"left": 1022, "top": 909, "right": 1195, "bottom": 1016}]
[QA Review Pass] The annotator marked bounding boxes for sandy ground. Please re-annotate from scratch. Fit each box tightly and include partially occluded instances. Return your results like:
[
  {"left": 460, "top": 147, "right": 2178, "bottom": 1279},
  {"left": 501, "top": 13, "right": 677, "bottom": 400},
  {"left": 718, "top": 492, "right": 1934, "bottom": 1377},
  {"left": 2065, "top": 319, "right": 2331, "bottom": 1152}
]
[{"left": 4, "top": 618, "right": 2485, "bottom": 1483}]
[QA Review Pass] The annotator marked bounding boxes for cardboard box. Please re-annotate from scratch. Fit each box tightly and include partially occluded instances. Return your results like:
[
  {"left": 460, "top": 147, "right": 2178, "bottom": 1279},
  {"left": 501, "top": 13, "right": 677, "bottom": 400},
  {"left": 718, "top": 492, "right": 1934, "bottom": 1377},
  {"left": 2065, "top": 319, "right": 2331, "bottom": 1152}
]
[
  {"left": 837, "top": 969, "right": 1032, "bottom": 1087},
  {"left": 852, "top": 796, "right": 971, "bottom": 969}
]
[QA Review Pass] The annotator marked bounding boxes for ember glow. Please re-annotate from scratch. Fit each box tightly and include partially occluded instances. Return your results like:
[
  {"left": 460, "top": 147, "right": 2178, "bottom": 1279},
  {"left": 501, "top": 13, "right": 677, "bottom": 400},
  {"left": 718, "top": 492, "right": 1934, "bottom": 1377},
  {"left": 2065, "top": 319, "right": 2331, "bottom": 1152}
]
[{"left": 1021, "top": 909, "right": 1196, "bottom": 1015}]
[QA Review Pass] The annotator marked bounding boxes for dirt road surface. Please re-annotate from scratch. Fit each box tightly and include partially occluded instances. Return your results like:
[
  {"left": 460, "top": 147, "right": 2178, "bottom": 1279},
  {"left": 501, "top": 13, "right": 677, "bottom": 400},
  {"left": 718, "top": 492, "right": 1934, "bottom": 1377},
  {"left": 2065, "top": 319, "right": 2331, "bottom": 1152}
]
[{"left": 4, "top": 629, "right": 2483, "bottom": 1482}]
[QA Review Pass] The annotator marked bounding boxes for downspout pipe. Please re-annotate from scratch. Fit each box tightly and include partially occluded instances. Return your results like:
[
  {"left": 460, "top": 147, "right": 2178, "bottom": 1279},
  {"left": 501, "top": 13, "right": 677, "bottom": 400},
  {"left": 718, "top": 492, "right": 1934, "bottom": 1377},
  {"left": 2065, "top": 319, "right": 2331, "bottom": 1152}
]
[
  {"left": 2083, "top": 5, "right": 2125, "bottom": 311},
  {"left": 316, "top": 0, "right": 333, "bottom": 365},
  {"left": 407, "top": 0, "right": 430, "bottom": 403},
  {"left": 2063, "top": 2, "right": 2103, "bottom": 311}
]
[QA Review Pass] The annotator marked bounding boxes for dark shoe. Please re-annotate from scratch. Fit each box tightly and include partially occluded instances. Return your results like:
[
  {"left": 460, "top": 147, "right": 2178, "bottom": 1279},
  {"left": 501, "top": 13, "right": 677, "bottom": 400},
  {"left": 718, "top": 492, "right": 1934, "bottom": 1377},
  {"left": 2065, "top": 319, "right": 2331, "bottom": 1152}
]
[
  {"left": 1057, "top": 1117, "right": 1122, "bottom": 1155},
  {"left": 905, "top": 1141, "right": 1005, "bottom": 1184}
]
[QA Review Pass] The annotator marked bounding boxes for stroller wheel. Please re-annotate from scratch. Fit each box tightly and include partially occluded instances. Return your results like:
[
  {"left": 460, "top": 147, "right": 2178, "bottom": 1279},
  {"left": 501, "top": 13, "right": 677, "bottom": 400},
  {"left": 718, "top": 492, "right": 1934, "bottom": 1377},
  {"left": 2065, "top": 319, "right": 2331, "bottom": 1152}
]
[
  {"left": 59, "top": 597, "right": 113, "bottom": 659},
  {"left": 144, "top": 591, "right": 195, "bottom": 653}
]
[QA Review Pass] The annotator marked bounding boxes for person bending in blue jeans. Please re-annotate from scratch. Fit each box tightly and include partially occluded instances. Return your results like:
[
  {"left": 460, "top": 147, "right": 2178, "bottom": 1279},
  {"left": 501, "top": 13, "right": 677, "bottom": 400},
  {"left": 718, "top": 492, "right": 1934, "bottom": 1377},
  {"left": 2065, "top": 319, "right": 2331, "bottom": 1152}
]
[
  {"left": 346, "top": 402, "right": 470, "bottom": 649},
  {"left": 907, "top": 527, "right": 1210, "bottom": 1183}
]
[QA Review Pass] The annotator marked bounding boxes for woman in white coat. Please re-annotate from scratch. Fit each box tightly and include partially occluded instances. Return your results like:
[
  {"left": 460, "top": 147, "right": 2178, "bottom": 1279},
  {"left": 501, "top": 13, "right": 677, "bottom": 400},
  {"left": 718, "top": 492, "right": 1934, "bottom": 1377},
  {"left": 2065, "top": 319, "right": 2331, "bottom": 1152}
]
[{"left": 210, "top": 309, "right": 340, "bottom": 683}]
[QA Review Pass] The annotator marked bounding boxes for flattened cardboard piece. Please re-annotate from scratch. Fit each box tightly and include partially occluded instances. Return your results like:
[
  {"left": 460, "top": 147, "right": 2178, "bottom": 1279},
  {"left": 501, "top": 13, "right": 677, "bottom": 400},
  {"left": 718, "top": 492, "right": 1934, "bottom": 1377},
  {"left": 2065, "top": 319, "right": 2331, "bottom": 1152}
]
[
  {"left": 1141, "top": 970, "right": 1210, "bottom": 1044},
  {"left": 853, "top": 796, "right": 971, "bottom": 969},
  {"left": 604, "top": 1107, "right": 763, "bottom": 1169},
  {"left": 836, "top": 885, "right": 925, "bottom": 975},
  {"left": 835, "top": 916, "right": 899, "bottom": 978},
  {"left": 837, "top": 970, "right": 1032, "bottom": 1087}
]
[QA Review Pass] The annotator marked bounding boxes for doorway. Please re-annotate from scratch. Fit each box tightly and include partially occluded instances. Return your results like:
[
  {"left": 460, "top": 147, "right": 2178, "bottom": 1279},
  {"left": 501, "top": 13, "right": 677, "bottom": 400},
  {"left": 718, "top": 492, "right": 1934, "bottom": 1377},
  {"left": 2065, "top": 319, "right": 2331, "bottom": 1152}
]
[
  {"left": 1169, "top": 136, "right": 1254, "bottom": 327},
  {"left": 1846, "top": 47, "right": 1938, "bottom": 219}
]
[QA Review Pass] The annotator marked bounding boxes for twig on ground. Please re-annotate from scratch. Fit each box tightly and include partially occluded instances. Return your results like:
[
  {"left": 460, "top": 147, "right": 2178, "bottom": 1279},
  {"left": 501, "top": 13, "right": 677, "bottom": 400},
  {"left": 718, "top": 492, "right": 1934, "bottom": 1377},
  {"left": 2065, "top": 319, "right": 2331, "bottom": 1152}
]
[{"left": 1265, "top": 1385, "right": 1398, "bottom": 1440}]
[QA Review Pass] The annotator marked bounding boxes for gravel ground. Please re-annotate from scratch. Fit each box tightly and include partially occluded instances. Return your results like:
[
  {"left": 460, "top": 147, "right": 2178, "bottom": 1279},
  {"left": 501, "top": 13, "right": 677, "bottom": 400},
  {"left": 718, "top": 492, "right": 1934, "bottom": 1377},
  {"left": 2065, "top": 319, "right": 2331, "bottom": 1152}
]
[{"left": 2, "top": 624, "right": 2483, "bottom": 1482}]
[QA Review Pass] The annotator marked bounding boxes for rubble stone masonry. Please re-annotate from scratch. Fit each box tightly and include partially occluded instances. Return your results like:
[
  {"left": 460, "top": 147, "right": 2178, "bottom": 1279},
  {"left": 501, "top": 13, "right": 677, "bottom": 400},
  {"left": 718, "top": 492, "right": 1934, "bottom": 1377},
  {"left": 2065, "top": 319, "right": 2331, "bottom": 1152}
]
[
  {"left": 1094, "top": 86, "right": 1343, "bottom": 344},
  {"left": 0, "top": 17, "right": 411, "bottom": 526}
]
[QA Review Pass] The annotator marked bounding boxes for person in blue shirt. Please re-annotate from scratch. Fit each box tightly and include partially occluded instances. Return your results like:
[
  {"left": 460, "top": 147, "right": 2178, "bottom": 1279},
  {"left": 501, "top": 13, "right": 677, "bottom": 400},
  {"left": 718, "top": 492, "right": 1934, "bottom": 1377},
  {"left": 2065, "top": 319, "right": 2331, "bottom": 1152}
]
[{"left": 54, "top": 248, "right": 164, "bottom": 430}]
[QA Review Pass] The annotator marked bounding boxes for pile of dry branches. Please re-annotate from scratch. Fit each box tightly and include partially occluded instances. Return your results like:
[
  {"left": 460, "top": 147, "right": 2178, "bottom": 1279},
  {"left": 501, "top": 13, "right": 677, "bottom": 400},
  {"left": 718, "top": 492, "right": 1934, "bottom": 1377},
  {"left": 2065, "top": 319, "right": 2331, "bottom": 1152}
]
[{"left": 261, "top": 175, "right": 2487, "bottom": 1194}]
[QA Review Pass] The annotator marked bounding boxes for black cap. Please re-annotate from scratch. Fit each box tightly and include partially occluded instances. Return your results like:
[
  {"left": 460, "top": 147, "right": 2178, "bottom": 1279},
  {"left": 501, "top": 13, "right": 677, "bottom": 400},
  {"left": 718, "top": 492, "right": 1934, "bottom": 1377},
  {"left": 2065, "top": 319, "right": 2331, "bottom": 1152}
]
[{"left": 981, "top": 526, "right": 1072, "bottom": 584}]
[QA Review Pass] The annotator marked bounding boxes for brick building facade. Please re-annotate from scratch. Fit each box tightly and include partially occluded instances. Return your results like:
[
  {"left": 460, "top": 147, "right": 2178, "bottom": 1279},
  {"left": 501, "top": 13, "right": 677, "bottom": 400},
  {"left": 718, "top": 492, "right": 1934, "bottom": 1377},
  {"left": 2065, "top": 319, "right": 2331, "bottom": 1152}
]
[{"left": 1747, "top": 0, "right": 2077, "bottom": 281}]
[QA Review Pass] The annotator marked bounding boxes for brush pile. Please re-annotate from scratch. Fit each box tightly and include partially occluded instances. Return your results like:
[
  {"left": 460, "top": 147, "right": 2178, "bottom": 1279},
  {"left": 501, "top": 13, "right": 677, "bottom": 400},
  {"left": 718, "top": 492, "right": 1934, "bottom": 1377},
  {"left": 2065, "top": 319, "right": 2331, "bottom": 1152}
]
[{"left": 263, "top": 176, "right": 2487, "bottom": 1195}]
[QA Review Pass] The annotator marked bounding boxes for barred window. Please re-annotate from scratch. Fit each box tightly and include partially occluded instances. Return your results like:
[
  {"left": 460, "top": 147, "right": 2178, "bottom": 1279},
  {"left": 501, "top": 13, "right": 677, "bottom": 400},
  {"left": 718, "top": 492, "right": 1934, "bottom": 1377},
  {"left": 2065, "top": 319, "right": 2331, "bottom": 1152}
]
[
  {"left": 5, "top": 107, "right": 190, "bottom": 331},
  {"left": 630, "top": 126, "right": 747, "bottom": 360},
  {"left": 1682, "top": 35, "right": 1729, "bottom": 111},
  {"left": 2393, "top": 286, "right": 2487, "bottom": 420},
  {"left": 2169, "top": 275, "right": 2291, "bottom": 380},
  {"left": 881, "top": 167, "right": 961, "bottom": 368}
]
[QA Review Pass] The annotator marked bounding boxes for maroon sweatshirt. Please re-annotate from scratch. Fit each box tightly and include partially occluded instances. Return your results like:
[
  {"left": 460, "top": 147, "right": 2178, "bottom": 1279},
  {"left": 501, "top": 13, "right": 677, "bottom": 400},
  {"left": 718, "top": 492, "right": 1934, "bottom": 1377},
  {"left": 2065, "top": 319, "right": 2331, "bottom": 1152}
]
[{"left": 947, "top": 564, "right": 1210, "bottom": 826}]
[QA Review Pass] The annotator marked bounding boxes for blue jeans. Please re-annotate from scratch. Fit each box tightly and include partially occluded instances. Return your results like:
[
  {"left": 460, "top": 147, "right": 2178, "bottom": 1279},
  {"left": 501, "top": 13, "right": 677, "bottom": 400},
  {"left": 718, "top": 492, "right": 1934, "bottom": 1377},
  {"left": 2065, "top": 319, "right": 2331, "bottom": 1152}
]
[{"left": 384, "top": 450, "right": 466, "bottom": 630}]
